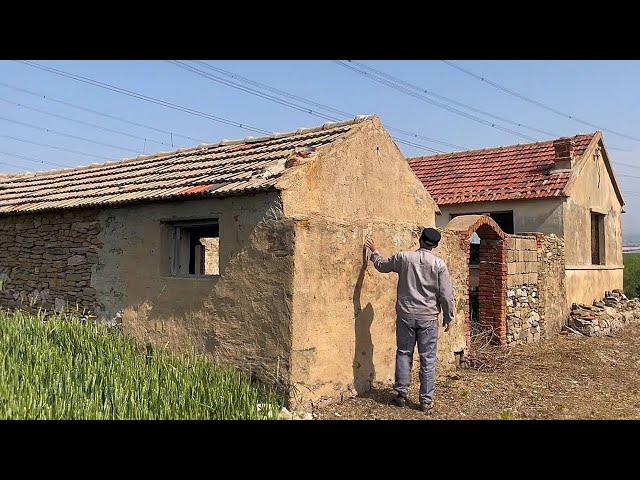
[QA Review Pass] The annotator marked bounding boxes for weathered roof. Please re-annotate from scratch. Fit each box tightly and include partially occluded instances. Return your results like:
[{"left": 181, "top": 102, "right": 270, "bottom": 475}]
[
  {"left": 408, "top": 133, "right": 597, "bottom": 205},
  {"left": 0, "top": 116, "right": 372, "bottom": 215}
]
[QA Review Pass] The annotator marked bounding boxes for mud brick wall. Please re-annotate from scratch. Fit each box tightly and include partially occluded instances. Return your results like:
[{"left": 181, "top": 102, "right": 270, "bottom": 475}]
[
  {"left": 506, "top": 235, "right": 541, "bottom": 344},
  {"left": 0, "top": 210, "right": 103, "bottom": 314}
]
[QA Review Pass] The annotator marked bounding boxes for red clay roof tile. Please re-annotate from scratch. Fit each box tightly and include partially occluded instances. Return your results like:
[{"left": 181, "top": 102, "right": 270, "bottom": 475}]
[{"left": 408, "top": 133, "right": 596, "bottom": 205}]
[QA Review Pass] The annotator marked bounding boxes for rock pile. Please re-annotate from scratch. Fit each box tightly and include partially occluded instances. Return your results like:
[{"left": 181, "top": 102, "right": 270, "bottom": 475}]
[{"left": 565, "top": 290, "right": 640, "bottom": 337}]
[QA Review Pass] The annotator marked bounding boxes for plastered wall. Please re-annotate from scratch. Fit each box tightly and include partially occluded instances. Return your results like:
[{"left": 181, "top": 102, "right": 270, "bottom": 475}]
[
  {"left": 436, "top": 197, "right": 564, "bottom": 235},
  {"left": 562, "top": 139, "right": 624, "bottom": 306},
  {"left": 94, "top": 193, "right": 295, "bottom": 388},
  {"left": 278, "top": 117, "right": 441, "bottom": 408}
]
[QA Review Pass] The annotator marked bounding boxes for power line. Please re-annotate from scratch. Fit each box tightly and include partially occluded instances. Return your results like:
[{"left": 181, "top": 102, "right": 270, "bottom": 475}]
[
  {"left": 0, "top": 159, "right": 28, "bottom": 171},
  {"left": 0, "top": 81, "right": 207, "bottom": 145},
  {"left": 0, "top": 134, "right": 112, "bottom": 160},
  {"left": 441, "top": 60, "right": 640, "bottom": 143},
  {"left": 344, "top": 60, "right": 561, "bottom": 139},
  {"left": 334, "top": 60, "right": 539, "bottom": 142},
  {"left": 613, "top": 160, "right": 640, "bottom": 171},
  {"left": 0, "top": 96, "right": 173, "bottom": 148},
  {"left": 168, "top": 60, "right": 443, "bottom": 154},
  {"left": 0, "top": 150, "right": 67, "bottom": 168},
  {"left": 187, "top": 60, "right": 465, "bottom": 151},
  {"left": 0, "top": 114, "right": 142, "bottom": 154},
  {"left": 15, "top": 60, "right": 273, "bottom": 136}
]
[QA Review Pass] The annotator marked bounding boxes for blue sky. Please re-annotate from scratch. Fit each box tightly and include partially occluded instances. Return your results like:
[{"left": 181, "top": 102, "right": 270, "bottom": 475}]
[{"left": 1, "top": 60, "right": 638, "bottom": 237}]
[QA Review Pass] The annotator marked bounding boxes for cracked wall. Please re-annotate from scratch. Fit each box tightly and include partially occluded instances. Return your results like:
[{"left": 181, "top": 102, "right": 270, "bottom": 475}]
[
  {"left": 278, "top": 117, "right": 441, "bottom": 409},
  {"left": 93, "top": 193, "right": 294, "bottom": 389}
]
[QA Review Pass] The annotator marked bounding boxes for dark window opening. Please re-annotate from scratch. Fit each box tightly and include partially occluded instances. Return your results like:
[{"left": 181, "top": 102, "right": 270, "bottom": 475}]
[
  {"left": 591, "top": 212, "right": 605, "bottom": 265},
  {"left": 450, "top": 210, "right": 514, "bottom": 234},
  {"left": 489, "top": 211, "right": 514, "bottom": 234},
  {"left": 167, "top": 220, "right": 220, "bottom": 276}
]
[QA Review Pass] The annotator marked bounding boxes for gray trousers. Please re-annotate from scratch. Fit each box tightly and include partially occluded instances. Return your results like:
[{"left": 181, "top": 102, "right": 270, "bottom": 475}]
[{"left": 394, "top": 316, "right": 438, "bottom": 404}]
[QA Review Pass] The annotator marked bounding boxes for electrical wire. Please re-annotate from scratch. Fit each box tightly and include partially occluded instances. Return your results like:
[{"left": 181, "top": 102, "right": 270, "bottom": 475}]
[
  {"left": 0, "top": 114, "right": 142, "bottom": 154},
  {"left": 0, "top": 134, "right": 111, "bottom": 160},
  {"left": 0, "top": 150, "right": 67, "bottom": 168},
  {"left": 441, "top": 60, "right": 640, "bottom": 143},
  {"left": 187, "top": 60, "right": 466, "bottom": 151},
  {"left": 0, "top": 96, "right": 172, "bottom": 148},
  {"left": 344, "top": 60, "right": 561, "bottom": 139},
  {"left": 168, "top": 60, "right": 443, "bottom": 154},
  {"left": 15, "top": 60, "right": 272, "bottom": 136},
  {"left": 335, "top": 60, "right": 539, "bottom": 142},
  {"left": 0, "top": 81, "right": 207, "bottom": 145}
]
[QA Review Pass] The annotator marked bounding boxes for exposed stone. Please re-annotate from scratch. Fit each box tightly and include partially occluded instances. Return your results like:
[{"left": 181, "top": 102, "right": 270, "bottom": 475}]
[
  {"left": 0, "top": 210, "right": 102, "bottom": 315},
  {"left": 566, "top": 291, "right": 640, "bottom": 337},
  {"left": 67, "top": 255, "right": 86, "bottom": 266}
]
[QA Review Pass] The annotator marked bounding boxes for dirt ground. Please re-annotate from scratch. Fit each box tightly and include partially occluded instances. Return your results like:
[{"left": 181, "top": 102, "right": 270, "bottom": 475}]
[{"left": 316, "top": 322, "right": 640, "bottom": 420}]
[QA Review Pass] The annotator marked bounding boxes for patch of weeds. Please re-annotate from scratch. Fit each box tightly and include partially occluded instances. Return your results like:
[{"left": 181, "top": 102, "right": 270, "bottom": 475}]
[
  {"left": 439, "top": 379, "right": 454, "bottom": 389},
  {"left": 460, "top": 390, "right": 468, "bottom": 398},
  {"left": 499, "top": 409, "right": 514, "bottom": 420}
]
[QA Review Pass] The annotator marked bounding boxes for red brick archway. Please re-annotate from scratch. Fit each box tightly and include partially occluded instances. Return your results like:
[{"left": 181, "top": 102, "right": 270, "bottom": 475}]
[{"left": 445, "top": 215, "right": 508, "bottom": 347}]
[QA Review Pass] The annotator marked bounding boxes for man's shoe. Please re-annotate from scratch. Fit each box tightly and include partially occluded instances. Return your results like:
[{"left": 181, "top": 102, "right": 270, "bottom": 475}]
[
  {"left": 420, "top": 401, "right": 434, "bottom": 412},
  {"left": 392, "top": 395, "right": 406, "bottom": 408}
]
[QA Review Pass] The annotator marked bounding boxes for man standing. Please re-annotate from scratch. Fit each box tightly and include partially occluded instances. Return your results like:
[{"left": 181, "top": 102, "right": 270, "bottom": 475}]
[{"left": 365, "top": 227, "right": 455, "bottom": 412}]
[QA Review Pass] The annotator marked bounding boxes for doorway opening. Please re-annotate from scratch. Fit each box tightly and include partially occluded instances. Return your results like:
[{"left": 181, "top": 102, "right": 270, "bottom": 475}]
[{"left": 468, "top": 221, "right": 507, "bottom": 347}]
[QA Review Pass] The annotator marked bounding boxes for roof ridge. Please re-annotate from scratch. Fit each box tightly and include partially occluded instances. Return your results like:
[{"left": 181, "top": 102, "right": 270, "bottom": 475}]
[
  {"left": 408, "top": 132, "right": 599, "bottom": 161},
  {"left": 1, "top": 115, "right": 375, "bottom": 181}
]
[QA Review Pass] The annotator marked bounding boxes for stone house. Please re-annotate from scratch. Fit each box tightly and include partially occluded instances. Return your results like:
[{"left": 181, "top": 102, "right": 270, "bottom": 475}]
[
  {"left": 409, "top": 132, "right": 624, "bottom": 312},
  {"left": 0, "top": 115, "right": 463, "bottom": 408},
  {"left": 0, "top": 114, "right": 608, "bottom": 409}
]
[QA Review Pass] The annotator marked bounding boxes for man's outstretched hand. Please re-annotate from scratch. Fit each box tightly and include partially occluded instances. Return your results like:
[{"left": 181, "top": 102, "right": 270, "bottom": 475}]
[{"left": 365, "top": 238, "right": 377, "bottom": 254}]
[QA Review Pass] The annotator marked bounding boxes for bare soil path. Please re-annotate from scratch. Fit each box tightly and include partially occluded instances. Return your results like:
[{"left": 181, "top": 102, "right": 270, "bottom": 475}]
[{"left": 316, "top": 322, "right": 640, "bottom": 420}]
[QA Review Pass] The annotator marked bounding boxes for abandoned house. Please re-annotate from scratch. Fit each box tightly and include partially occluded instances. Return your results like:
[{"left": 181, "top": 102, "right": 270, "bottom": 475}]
[
  {"left": 0, "top": 115, "right": 456, "bottom": 408},
  {"left": 0, "top": 114, "right": 620, "bottom": 408},
  {"left": 409, "top": 132, "right": 625, "bottom": 310}
]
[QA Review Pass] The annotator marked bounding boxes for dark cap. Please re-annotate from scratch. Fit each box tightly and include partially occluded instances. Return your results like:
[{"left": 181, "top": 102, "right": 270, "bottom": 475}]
[{"left": 420, "top": 227, "right": 441, "bottom": 246}]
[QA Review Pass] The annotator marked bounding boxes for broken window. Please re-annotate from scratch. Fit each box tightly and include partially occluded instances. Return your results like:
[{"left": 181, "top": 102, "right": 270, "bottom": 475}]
[
  {"left": 167, "top": 220, "right": 220, "bottom": 276},
  {"left": 591, "top": 212, "right": 605, "bottom": 265}
]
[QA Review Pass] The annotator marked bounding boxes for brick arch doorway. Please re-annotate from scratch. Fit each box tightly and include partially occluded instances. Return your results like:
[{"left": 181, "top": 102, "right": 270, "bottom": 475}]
[{"left": 445, "top": 215, "right": 508, "bottom": 347}]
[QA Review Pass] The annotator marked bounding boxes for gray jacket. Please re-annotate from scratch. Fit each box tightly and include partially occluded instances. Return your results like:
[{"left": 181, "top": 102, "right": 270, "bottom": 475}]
[{"left": 371, "top": 248, "right": 455, "bottom": 325}]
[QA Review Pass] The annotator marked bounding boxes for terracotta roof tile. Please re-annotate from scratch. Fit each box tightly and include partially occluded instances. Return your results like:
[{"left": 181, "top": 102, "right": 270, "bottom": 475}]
[
  {"left": 408, "top": 133, "right": 596, "bottom": 205},
  {"left": 0, "top": 117, "right": 371, "bottom": 215}
]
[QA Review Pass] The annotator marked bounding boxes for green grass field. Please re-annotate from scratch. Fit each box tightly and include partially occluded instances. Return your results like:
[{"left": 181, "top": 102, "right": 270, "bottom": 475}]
[
  {"left": 0, "top": 311, "right": 281, "bottom": 419},
  {"left": 624, "top": 253, "right": 640, "bottom": 299}
]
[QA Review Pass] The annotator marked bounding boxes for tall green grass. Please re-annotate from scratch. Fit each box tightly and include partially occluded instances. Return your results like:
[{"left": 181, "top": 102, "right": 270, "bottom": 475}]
[
  {"left": 0, "top": 310, "right": 281, "bottom": 419},
  {"left": 624, "top": 253, "right": 640, "bottom": 299}
]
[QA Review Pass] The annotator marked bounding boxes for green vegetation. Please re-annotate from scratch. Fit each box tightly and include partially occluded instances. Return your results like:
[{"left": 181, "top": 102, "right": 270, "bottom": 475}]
[
  {"left": 0, "top": 310, "right": 281, "bottom": 419},
  {"left": 623, "top": 253, "right": 640, "bottom": 299},
  {"left": 499, "top": 409, "right": 514, "bottom": 420}
]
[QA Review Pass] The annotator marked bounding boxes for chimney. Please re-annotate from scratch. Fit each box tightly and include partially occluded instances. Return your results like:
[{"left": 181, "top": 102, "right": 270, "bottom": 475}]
[{"left": 552, "top": 137, "right": 576, "bottom": 170}]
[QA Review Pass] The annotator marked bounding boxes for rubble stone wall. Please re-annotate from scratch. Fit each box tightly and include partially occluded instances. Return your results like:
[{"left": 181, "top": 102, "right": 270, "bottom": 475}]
[
  {"left": 567, "top": 290, "right": 640, "bottom": 336},
  {"left": 505, "top": 235, "right": 540, "bottom": 344},
  {"left": 0, "top": 210, "right": 103, "bottom": 315},
  {"left": 505, "top": 233, "right": 566, "bottom": 344}
]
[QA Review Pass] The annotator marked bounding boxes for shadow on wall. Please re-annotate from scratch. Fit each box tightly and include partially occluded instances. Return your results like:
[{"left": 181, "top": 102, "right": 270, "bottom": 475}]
[{"left": 352, "top": 246, "right": 375, "bottom": 394}]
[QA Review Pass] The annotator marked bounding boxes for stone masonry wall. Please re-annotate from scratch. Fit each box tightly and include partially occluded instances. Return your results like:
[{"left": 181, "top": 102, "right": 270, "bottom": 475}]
[
  {"left": 0, "top": 210, "right": 103, "bottom": 315},
  {"left": 505, "top": 233, "right": 566, "bottom": 344},
  {"left": 538, "top": 234, "right": 566, "bottom": 336},
  {"left": 506, "top": 235, "right": 541, "bottom": 344}
]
